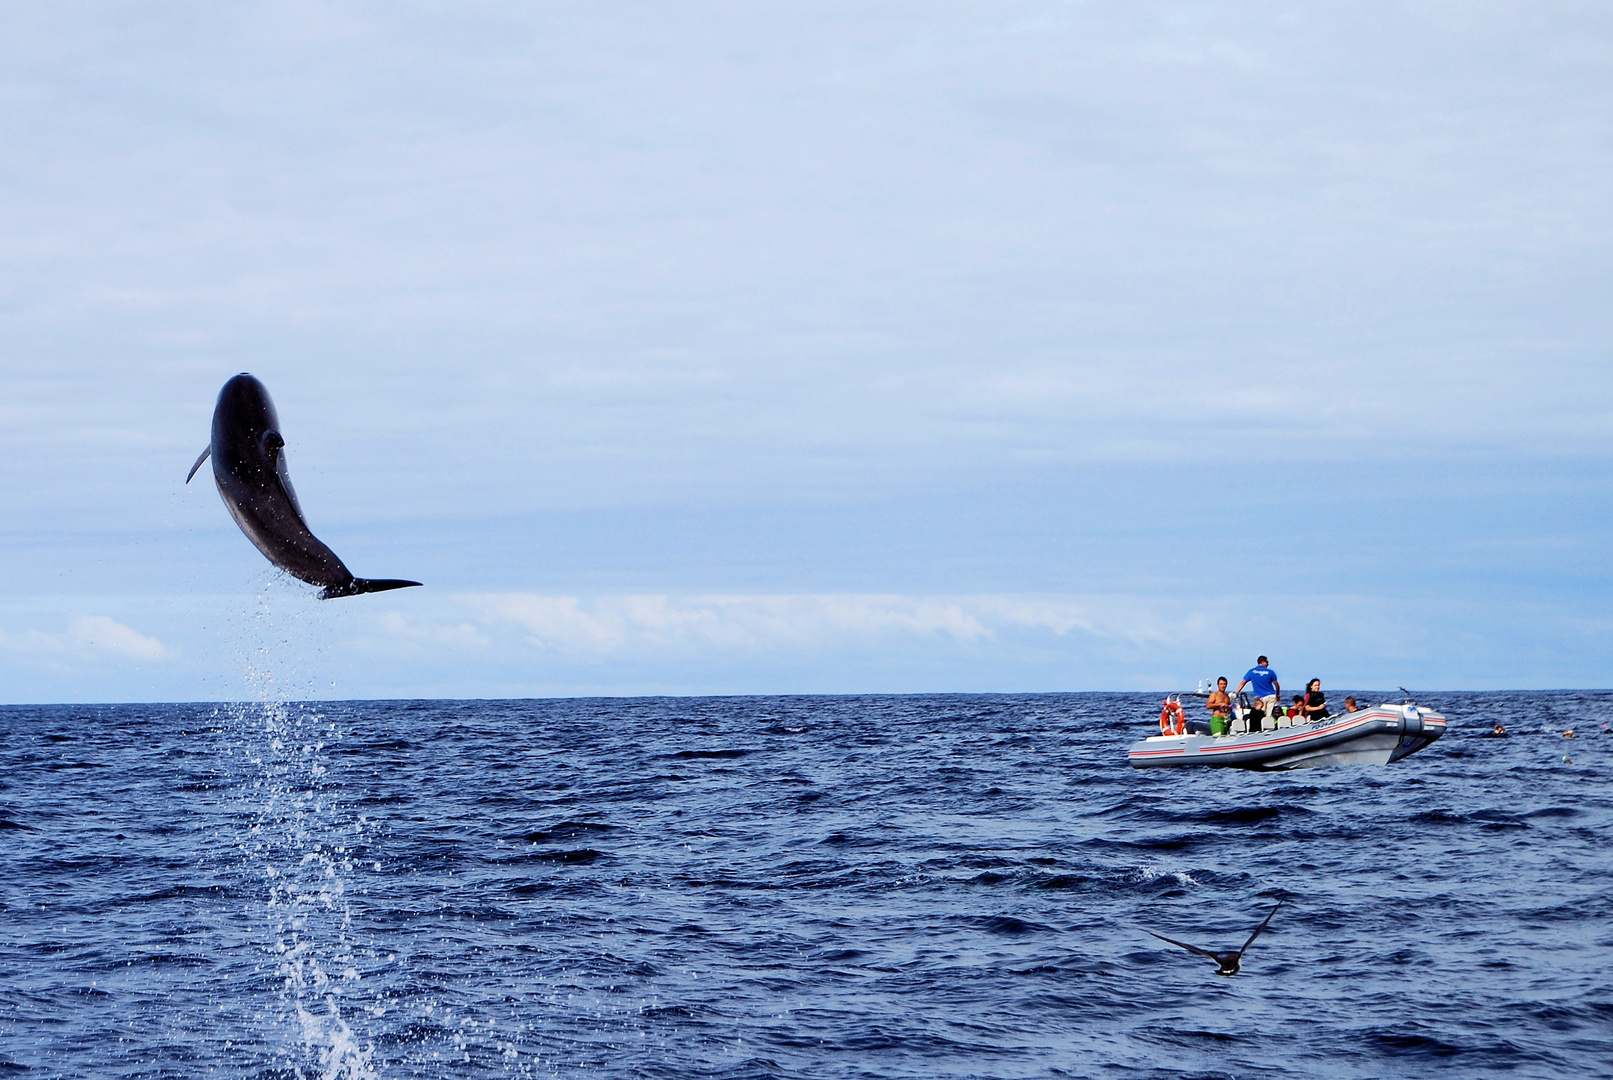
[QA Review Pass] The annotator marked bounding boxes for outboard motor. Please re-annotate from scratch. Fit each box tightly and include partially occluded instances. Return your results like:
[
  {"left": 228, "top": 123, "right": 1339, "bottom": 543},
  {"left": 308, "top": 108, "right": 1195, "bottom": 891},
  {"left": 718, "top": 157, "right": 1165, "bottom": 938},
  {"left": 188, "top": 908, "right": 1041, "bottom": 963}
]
[{"left": 1400, "top": 705, "right": 1423, "bottom": 736}]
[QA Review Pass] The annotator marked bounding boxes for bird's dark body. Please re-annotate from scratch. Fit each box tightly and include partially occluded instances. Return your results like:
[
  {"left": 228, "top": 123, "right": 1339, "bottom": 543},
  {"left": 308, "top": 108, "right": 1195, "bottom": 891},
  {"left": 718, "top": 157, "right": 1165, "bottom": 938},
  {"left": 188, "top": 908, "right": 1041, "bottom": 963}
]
[{"left": 190, "top": 374, "right": 420, "bottom": 600}]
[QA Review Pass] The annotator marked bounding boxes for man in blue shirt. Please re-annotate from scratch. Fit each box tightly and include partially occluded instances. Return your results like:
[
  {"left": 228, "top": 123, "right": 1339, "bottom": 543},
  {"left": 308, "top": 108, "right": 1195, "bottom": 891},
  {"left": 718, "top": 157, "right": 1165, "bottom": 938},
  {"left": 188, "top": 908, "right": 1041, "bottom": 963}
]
[{"left": 1237, "top": 656, "right": 1281, "bottom": 715}]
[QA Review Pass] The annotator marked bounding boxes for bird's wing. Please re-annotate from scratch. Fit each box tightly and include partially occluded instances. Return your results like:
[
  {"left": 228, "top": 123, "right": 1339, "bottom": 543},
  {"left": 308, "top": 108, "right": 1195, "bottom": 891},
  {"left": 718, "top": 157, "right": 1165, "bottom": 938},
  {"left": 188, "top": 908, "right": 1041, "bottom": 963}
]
[
  {"left": 186, "top": 446, "right": 211, "bottom": 484},
  {"left": 1237, "top": 902, "right": 1284, "bottom": 958},
  {"left": 1145, "top": 930, "right": 1219, "bottom": 960}
]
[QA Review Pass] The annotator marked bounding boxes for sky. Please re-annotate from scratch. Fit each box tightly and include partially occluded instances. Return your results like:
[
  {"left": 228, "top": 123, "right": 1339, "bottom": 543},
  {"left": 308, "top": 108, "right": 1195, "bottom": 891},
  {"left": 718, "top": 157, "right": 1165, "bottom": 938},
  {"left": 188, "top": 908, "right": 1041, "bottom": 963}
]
[{"left": 1, "top": 1, "right": 1610, "bottom": 702}]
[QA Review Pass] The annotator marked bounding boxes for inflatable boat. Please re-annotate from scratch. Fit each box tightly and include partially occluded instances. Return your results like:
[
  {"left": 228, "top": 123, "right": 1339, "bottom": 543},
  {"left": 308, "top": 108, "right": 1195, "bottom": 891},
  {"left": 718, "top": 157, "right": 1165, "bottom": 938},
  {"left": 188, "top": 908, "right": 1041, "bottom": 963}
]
[{"left": 1128, "top": 702, "right": 1447, "bottom": 770}]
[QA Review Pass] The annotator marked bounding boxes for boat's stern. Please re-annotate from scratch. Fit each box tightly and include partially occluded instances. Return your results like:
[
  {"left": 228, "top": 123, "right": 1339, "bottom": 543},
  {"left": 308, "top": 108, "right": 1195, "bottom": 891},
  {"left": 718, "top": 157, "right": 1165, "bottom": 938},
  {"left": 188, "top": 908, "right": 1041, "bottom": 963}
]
[{"left": 1388, "top": 704, "right": 1447, "bottom": 763}]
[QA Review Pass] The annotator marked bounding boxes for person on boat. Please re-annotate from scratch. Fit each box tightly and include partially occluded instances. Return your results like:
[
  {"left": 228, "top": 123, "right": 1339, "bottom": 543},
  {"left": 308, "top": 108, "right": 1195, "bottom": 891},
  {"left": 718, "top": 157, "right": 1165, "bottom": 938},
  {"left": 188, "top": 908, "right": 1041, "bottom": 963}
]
[
  {"left": 1303, "top": 679, "right": 1330, "bottom": 722},
  {"left": 1237, "top": 656, "right": 1280, "bottom": 715},
  {"left": 1205, "top": 677, "right": 1231, "bottom": 735},
  {"left": 1287, "top": 695, "right": 1305, "bottom": 719}
]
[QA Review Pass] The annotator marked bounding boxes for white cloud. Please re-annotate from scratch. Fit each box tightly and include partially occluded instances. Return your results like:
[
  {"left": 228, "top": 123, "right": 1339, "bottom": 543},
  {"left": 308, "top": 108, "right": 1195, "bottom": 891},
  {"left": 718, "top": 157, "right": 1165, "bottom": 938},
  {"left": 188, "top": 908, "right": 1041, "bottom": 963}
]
[
  {"left": 470, "top": 593, "right": 991, "bottom": 656},
  {"left": 5, "top": 3, "right": 1612, "bottom": 534},
  {"left": 0, "top": 615, "right": 168, "bottom": 662},
  {"left": 462, "top": 592, "right": 1199, "bottom": 659},
  {"left": 375, "top": 611, "right": 489, "bottom": 649},
  {"left": 0, "top": 628, "right": 65, "bottom": 658},
  {"left": 969, "top": 595, "right": 1198, "bottom": 647},
  {"left": 66, "top": 616, "right": 168, "bottom": 660}
]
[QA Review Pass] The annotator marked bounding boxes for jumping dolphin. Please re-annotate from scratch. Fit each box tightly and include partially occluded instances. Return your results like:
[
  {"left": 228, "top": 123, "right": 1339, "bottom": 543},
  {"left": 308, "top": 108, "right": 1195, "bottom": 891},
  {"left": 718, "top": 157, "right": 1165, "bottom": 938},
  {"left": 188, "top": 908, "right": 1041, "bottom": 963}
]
[
  {"left": 187, "top": 373, "right": 421, "bottom": 599},
  {"left": 1143, "top": 902, "right": 1284, "bottom": 975}
]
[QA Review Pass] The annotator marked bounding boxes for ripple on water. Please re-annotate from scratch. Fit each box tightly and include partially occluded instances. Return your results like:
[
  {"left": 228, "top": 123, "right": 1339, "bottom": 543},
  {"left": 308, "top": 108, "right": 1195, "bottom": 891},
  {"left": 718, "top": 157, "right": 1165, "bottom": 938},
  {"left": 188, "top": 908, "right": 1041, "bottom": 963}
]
[{"left": 0, "top": 691, "right": 1611, "bottom": 1078}]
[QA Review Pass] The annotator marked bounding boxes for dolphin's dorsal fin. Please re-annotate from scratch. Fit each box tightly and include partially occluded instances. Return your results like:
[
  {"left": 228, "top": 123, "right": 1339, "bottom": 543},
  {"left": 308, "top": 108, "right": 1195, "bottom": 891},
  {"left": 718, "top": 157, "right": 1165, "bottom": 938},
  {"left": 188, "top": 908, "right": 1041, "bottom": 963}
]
[{"left": 186, "top": 446, "right": 212, "bottom": 484}]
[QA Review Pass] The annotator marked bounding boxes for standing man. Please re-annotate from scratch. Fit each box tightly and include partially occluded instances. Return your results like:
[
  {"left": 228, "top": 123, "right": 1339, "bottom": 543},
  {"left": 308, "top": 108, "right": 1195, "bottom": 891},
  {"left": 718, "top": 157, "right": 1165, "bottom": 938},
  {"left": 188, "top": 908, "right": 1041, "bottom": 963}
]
[
  {"left": 1237, "top": 656, "right": 1281, "bottom": 717},
  {"left": 1205, "top": 676, "right": 1232, "bottom": 736}
]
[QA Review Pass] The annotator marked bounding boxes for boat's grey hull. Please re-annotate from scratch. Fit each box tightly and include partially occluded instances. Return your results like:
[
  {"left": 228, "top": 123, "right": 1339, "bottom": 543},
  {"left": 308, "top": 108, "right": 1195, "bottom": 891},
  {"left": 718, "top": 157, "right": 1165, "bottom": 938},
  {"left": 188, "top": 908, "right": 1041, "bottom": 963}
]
[{"left": 1128, "top": 706, "right": 1447, "bottom": 770}]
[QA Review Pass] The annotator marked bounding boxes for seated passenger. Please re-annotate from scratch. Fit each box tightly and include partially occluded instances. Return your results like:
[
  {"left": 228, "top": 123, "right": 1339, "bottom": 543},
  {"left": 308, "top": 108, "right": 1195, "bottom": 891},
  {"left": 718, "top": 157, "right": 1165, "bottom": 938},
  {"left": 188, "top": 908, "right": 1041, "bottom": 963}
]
[
  {"left": 1343, "top": 696, "right": 1360, "bottom": 713},
  {"left": 1304, "top": 679, "right": 1330, "bottom": 722},
  {"left": 1206, "top": 676, "right": 1231, "bottom": 735},
  {"left": 1287, "top": 694, "right": 1305, "bottom": 719}
]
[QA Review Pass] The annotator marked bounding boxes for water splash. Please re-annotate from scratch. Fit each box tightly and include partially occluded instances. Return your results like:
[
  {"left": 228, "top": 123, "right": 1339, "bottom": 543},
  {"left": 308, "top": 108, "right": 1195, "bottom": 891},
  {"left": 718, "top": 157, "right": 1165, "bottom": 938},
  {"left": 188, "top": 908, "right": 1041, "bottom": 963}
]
[
  {"left": 220, "top": 574, "right": 378, "bottom": 1078},
  {"left": 256, "top": 701, "right": 378, "bottom": 1079},
  {"left": 294, "top": 997, "right": 377, "bottom": 1080},
  {"left": 1136, "top": 863, "right": 1198, "bottom": 887}
]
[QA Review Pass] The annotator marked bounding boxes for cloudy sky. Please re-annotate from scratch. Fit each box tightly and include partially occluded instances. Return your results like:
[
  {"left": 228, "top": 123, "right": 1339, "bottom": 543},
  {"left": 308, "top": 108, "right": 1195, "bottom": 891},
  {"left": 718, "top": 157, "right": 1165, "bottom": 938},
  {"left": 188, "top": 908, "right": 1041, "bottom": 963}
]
[{"left": 2, "top": 1, "right": 1609, "bottom": 702}]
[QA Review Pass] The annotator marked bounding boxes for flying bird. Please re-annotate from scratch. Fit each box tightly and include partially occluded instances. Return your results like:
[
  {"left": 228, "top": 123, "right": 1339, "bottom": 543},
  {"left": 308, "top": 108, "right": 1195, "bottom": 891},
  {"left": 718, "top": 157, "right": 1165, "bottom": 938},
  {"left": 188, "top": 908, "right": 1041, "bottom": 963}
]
[
  {"left": 1143, "top": 902, "right": 1284, "bottom": 975},
  {"left": 187, "top": 373, "right": 422, "bottom": 599}
]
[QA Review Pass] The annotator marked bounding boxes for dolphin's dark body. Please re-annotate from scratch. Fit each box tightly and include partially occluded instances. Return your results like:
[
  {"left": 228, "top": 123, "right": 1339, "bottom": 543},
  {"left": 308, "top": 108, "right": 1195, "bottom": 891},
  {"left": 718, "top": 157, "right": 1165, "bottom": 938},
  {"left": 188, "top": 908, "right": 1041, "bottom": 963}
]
[
  {"left": 188, "top": 374, "right": 421, "bottom": 600},
  {"left": 1144, "top": 902, "right": 1283, "bottom": 975}
]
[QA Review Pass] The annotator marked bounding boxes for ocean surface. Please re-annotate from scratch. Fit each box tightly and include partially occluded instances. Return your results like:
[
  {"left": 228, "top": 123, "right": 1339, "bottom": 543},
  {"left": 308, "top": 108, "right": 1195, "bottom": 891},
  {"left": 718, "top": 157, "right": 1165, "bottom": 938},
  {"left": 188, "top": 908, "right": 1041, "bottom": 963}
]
[{"left": 2, "top": 691, "right": 1611, "bottom": 1079}]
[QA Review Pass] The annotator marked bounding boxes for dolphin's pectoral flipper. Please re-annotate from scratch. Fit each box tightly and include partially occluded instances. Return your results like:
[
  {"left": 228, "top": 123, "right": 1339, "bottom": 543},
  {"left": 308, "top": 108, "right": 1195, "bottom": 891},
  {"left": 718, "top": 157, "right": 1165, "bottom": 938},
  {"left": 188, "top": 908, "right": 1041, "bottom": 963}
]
[
  {"left": 186, "top": 446, "right": 212, "bottom": 484},
  {"left": 320, "top": 578, "right": 424, "bottom": 600}
]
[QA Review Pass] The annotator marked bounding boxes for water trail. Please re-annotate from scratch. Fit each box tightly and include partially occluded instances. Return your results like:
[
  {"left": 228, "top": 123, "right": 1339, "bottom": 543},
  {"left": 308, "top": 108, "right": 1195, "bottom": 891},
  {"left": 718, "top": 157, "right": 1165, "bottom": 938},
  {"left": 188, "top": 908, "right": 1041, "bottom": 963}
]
[
  {"left": 222, "top": 575, "right": 379, "bottom": 1079},
  {"left": 252, "top": 698, "right": 378, "bottom": 1079}
]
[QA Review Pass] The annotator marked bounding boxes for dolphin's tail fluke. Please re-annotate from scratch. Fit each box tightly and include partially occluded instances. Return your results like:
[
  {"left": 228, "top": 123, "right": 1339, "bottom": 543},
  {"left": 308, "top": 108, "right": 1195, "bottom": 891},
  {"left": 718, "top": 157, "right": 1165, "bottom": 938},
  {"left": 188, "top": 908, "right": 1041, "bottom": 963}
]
[{"left": 321, "top": 578, "right": 423, "bottom": 600}]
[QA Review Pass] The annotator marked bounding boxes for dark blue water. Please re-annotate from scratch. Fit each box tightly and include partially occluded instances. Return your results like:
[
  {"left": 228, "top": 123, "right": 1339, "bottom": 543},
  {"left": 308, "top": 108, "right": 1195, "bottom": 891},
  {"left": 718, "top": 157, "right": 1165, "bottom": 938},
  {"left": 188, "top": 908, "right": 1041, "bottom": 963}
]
[{"left": 2, "top": 692, "right": 1611, "bottom": 1078}]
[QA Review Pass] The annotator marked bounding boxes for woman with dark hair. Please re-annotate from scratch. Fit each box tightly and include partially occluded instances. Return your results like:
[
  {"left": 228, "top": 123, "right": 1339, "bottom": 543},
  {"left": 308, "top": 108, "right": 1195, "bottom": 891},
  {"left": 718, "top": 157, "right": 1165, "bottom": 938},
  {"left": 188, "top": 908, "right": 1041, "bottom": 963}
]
[{"left": 1303, "top": 678, "right": 1330, "bottom": 722}]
